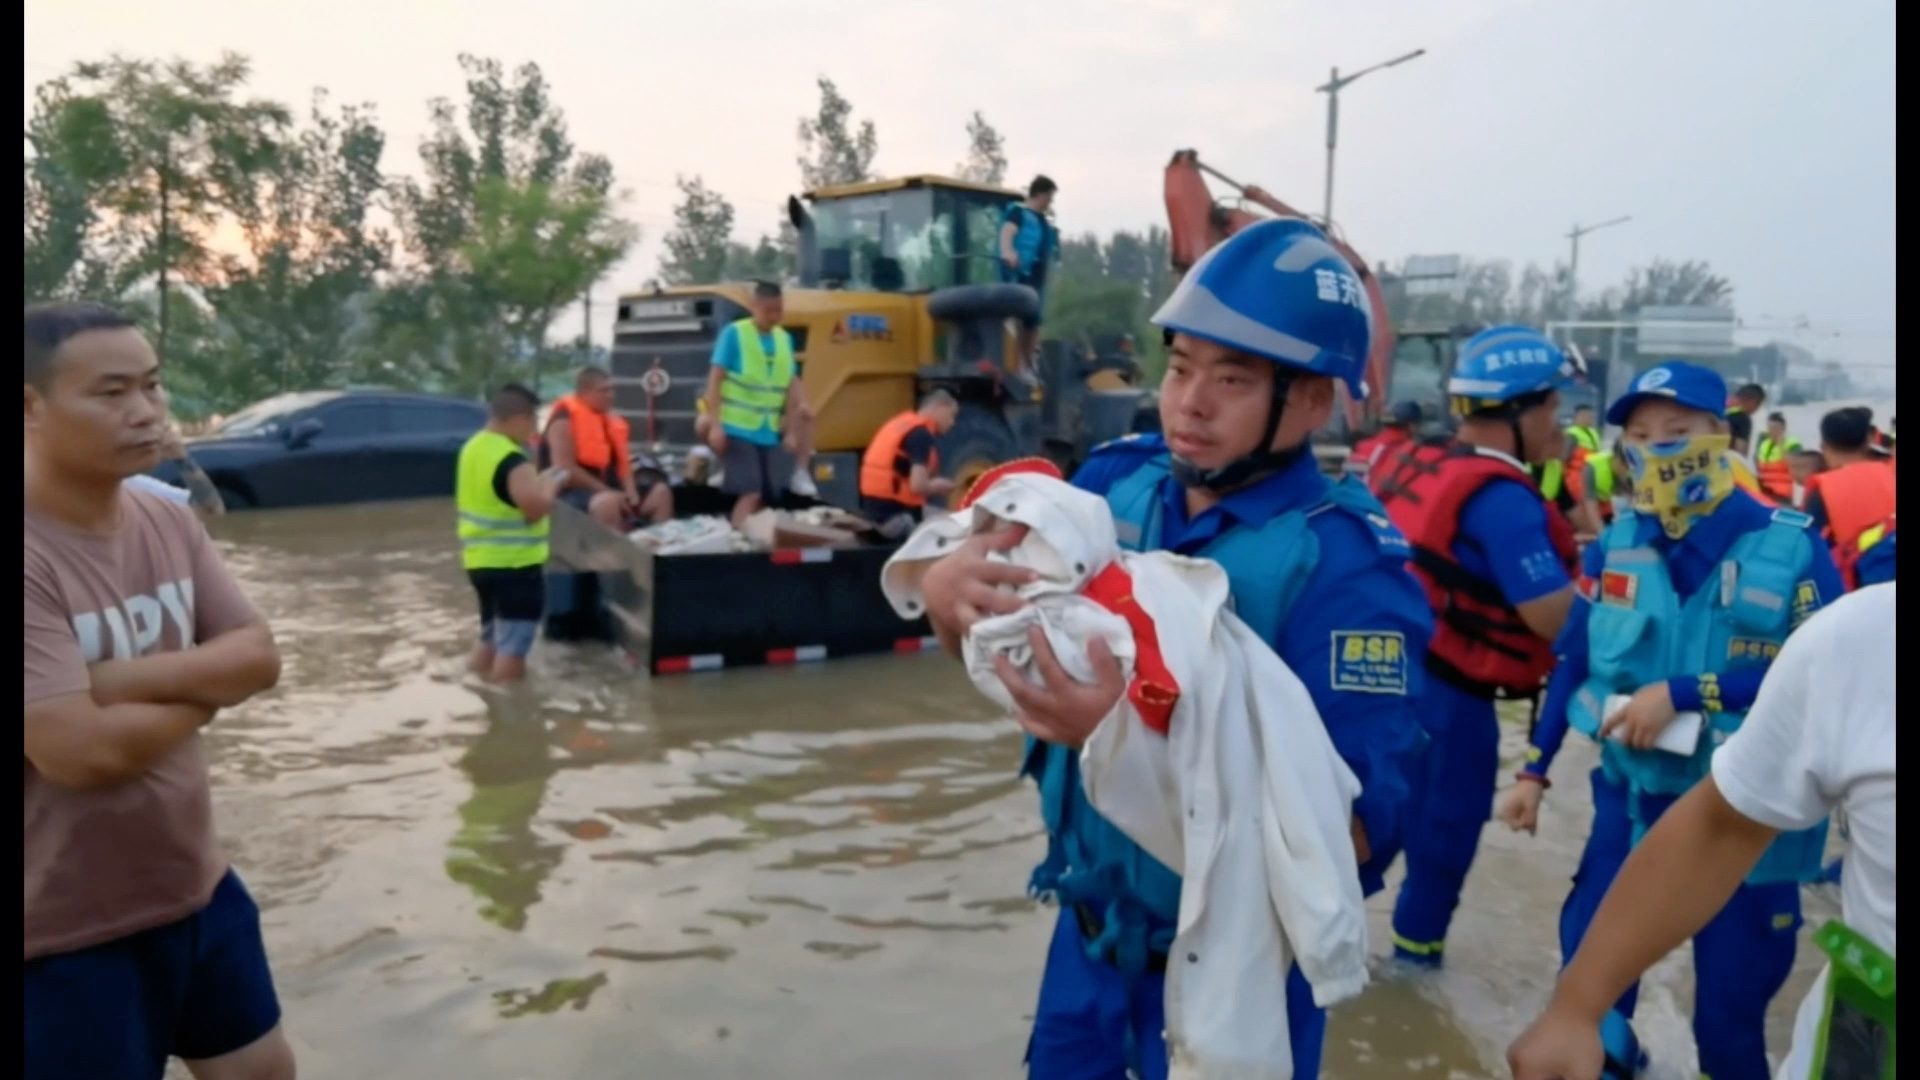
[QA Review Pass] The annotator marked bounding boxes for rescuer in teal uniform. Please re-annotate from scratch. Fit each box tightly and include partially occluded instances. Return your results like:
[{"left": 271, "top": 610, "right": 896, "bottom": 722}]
[
  {"left": 1368, "top": 326, "right": 1583, "bottom": 968},
  {"left": 913, "top": 217, "right": 1432, "bottom": 1080},
  {"left": 1498, "top": 361, "right": 1846, "bottom": 1080}
]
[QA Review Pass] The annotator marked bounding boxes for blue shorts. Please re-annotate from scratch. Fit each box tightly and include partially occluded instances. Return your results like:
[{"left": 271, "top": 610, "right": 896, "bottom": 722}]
[
  {"left": 469, "top": 567, "right": 545, "bottom": 659},
  {"left": 25, "top": 869, "right": 283, "bottom": 1080}
]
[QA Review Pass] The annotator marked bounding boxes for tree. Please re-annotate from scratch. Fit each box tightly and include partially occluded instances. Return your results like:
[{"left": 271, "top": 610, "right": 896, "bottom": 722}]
[
  {"left": 796, "top": 76, "right": 878, "bottom": 189},
  {"left": 956, "top": 111, "right": 1007, "bottom": 186},
  {"left": 20, "top": 54, "right": 289, "bottom": 327},
  {"left": 724, "top": 233, "right": 791, "bottom": 283},
  {"left": 1617, "top": 259, "right": 1733, "bottom": 311},
  {"left": 657, "top": 175, "right": 736, "bottom": 286},
  {"left": 197, "top": 91, "right": 393, "bottom": 404},
  {"left": 387, "top": 55, "right": 637, "bottom": 395}
]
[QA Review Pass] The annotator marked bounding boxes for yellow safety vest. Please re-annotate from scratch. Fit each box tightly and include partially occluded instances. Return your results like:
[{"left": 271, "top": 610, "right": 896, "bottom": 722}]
[
  {"left": 1568, "top": 425, "right": 1602, "bottom": 453},
  {"left": 1535, "top": 458, "right": 1566, "bottom": 501},
  {"left": 456, "top": 429, "right": 549, "bottom": 571},
  {"left": 1588, "top": 453, "right": 1615, "bottom": 501},
  {"left": 719, "top": 319, "right": 796, "bottom": 441},
  {"left": 1756, "top": 435, "right": 1801, "bottom": 463}
]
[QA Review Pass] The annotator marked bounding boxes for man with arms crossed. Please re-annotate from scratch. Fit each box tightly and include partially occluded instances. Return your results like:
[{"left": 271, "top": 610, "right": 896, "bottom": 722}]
[{"left": 24, "top": 302, "right": 293, "bottom": 1080}]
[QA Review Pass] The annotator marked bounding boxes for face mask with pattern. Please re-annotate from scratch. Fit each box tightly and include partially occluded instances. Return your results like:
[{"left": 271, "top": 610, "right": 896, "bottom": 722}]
[{"left": 1621, "top": 432, "right": 1735, "bottom": 539}]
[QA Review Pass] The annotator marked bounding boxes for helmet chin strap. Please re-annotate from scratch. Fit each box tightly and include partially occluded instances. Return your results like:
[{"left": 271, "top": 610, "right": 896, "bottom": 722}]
[{"left": 1169, "top": 370, "right": 1308, "bottom": 493}]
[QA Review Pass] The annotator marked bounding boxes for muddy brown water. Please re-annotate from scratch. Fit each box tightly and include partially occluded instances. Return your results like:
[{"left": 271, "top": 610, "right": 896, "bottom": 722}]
[{"left": 184, "top": 498, "right": 1834, "bottom": 1079}]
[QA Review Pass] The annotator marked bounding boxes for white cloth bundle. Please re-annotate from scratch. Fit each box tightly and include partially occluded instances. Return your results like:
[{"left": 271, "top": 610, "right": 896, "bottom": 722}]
[{"left": 882, "top": 473, "right": 1369, "bottom": 1080}]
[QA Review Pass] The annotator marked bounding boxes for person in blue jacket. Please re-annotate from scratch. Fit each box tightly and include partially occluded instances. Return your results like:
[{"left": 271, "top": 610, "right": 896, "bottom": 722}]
[
  {"left": 913, "top": 217, "right": 1432, "bottom": 1080},
  {"left": 999, "top": 175, "right": 1060, "bottom": 364},
  {"left": 1368, "top": 326, "right": 1583, "bottom": 969},
  {"left": 1495, "top": 360, "right": 1845, "bottom": 1080}
]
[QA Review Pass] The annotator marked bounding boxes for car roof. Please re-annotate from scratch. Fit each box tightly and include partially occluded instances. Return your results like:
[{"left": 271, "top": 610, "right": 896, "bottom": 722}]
[{"left": 331, "top": 387, "right": 484, "bottom": 407}]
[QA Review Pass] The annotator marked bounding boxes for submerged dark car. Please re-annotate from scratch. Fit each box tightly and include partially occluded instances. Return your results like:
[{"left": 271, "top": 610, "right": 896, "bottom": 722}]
[{"left": 150, "top": 389, "right": 488, "bottom": 511}]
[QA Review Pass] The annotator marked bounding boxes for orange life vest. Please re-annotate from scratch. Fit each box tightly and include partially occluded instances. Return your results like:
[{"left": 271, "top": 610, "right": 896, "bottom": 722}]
[
  {"left": 1809, "top": 461, "right": 1898, "bottom": 570},
  {"left": 860, "top": 412, "right": 941, "bottom": 506},
  {"left": 1369, "top": 439, "right": 1579, "bottom": 699},
  {"left": 542, "top": 394, "right": 632, "bottom": 485},
  {"left": 1728, "top": 455, "right": 1778, "bottom": 508}
]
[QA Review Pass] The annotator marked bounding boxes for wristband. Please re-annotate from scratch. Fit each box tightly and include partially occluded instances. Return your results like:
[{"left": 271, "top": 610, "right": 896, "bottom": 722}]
[{"left": 1514, "top": 771, "right": 1550, "bottom": 789}]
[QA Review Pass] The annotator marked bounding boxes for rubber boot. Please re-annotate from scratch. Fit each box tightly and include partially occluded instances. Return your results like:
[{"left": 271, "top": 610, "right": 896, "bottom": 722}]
[{"left": 1599, "top": 1010, "right": 1649, "bottom": 1080}]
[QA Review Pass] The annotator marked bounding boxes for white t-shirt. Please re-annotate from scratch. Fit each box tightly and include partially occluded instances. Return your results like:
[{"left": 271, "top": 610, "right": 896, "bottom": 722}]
[
  {"left": 124, "top": 472, "right": 194, "bottom": 506},
  {"left": 1711, "top": 582, "right": 1896, "bottom": 1080}
]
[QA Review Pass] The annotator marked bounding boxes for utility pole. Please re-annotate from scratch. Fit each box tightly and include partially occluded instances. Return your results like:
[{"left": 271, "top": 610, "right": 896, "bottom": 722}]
[
  {"left": 1317, "top": 48, "right": 1427, "bottom": 229},
  {"left": 1565, "top": 215, "right": 1632, "bottom": 320}
]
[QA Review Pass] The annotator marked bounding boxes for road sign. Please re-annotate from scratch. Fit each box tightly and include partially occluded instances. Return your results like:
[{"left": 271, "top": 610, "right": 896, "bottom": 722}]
[{"left": 640, "top": 361, "right": 671, "bottom": 397}]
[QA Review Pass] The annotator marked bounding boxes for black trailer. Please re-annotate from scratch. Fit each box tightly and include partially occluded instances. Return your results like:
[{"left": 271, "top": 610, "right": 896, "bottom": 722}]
[{"left": 541, "top": 500, "right": 936, "bottom": 676}]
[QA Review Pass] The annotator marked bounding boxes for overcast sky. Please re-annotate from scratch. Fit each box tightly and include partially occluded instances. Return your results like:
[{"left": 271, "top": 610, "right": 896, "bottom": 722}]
[{"left": 25, "top": 0, "right": 1895, "bottom": 373}]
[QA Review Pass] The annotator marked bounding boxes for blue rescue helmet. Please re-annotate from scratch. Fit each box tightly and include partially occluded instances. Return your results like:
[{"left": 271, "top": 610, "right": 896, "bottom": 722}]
[
  {"left": 1388, "top": 400, "right": 1423, "bottom": 427},
  {"left": 1605, "top": 361, "right": 1728, "bottom": 427},
  {"left": 1447, "top": 325, "right": 1583, "bottom": 416},
  {"left": 1151, "top": 217, "right": 1375, "bottom": 400}
]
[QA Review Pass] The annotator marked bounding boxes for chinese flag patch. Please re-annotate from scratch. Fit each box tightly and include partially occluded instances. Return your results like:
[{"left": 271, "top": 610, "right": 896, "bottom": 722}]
[{"left": 1599, "top": 569, "right": 1639, "bottom": 607}]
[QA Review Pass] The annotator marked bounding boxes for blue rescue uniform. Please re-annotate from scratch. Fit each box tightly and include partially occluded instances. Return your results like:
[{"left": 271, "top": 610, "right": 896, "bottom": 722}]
[
  {"left": 1390, "top": 472, "right": 1574, "bottom": 963},
  {"left": 1523, "top": 490, "right": 1845, "bottom": 1080},
  {"left": 1023, "top": 435, "right": 1432, "bottom": 1080}
]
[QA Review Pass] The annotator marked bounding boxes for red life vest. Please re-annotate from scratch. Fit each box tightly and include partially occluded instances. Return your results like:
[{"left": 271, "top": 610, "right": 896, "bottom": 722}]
[
  {"left": 1349, "top": 428, "right": 1412, "bottom": 479},
  {"left": 1369, "top": 439, "right": 1580, "bottom": 699}
]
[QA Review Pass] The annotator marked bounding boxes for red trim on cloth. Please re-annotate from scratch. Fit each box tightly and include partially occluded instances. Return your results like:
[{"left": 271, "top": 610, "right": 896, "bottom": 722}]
[
  {"left": 953, "top": 458, "right": 1064, "bottom": 512},
  {"left": 1082, "top": 563, "right": 1182, "bottom": 736}
]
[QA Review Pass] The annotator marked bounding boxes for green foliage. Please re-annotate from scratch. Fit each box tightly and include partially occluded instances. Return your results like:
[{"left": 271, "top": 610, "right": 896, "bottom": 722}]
[
  {"left": 22, "top": 51, "right": 637, "bottom": 415},
  {"left": 657, "top": 175, "right": 736, "bottom": 286},
  {"left": 1385, "top": 255, "right": 1736, "bottom": 329},
  {"left": 956, "top": 111, "right": 1008, "bottom": 186},
  {"left": 796, "top": 76, "right": 878, "bottom": 190},
  {"left": 23, "top": 53, "right": 290, "bottom": 307},
  {"left": 1043, "top": 227, "right": 1175, "bottom": 377},
  {"left": 387, "top": 54, "right": 637, "bottom": 397}
]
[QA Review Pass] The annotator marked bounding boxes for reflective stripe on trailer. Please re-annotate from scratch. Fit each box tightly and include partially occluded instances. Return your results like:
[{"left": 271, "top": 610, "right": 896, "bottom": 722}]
[
  {"left": 655, "top": 654, "right": 725, "bottom": 674},
  {"left": 769, "top": 548, "right": 834, "bottom": 565},
  {"left": 893, "top": 635, "right": 941, "bottom": 653},
  {"left": 766, "top": 644, "right": 829, "bottom": 665}
]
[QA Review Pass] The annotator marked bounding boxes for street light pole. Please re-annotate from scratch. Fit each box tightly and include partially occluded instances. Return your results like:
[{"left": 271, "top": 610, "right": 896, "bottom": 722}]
[
  {"left": 1317, "top": 48, "right": 1427, "bottom": 229},
  {"left": 1565, "top": 215, "right": 1631, "bottom": 319}
]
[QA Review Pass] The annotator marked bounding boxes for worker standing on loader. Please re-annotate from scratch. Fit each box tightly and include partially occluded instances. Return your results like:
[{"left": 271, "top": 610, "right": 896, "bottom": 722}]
[
  {"left": 858, "top": 389, "right": 959, "bottom": 538},
  {"left": 458, "top": 384, "right": 567, "bottom": 684},
  {"left": 1367, "top": 325, "right": 1581, "bottom": 969},
  {"left": 1805, "top": 407, "right": 1898, "bottom": 590},
  {"left": 703, "top": 281, "right": 817, "bottom": 526},
  {"left": 999, "top": 175, "right": 1060, "bottom": 364},
  {"left": 908, "top": 217, "right": 1431, "bottom": 1080},
  {"left": 1346, "top": 399, "right": 1422, "bottom": 482},
  {"left": 1496, "top": 361, "right": 1844, "bottom": 1080}
]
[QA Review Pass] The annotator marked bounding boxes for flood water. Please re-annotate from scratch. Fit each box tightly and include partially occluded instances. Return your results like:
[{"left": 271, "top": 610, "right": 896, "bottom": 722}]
[{"left": 195, "top": 496, "right": 1840, "bottom": 1080}]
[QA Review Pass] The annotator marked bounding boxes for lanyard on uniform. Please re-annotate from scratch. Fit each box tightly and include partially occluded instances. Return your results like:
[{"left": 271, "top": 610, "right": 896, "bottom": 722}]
[{"left": 1808, "top": 919, "right": 1895, "bottom": 1079}]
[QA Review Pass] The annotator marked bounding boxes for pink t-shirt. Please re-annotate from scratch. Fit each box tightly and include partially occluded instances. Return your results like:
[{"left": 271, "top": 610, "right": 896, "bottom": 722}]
[{"left": 23, "top": 487, "right": 260, "bottom": 960}]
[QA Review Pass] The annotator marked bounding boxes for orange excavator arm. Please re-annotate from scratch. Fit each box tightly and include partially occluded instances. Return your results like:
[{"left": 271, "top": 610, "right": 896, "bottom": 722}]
[{"left": 1164, "top": 149, "right": 1395, "bottom": 431}]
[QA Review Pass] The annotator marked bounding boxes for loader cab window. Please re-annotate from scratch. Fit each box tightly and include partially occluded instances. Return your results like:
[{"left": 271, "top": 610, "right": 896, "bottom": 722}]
[
  {"left": 809, "top": 189, "right": 937, "bottom": 293},
  {"left": 806, "top": 185, "right": 1021, "bottom": 293},
  {"left": 940, "top": 187, "right": 1023, "bottom": 287},
  {"left": 1387, "top": 333, "right": 1455, "bottom": 425}
]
